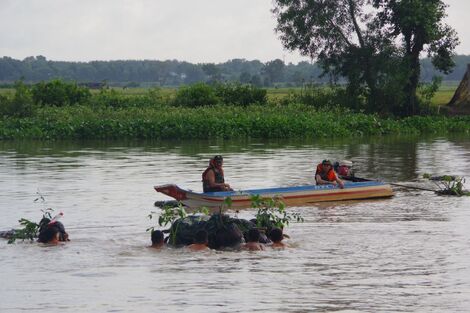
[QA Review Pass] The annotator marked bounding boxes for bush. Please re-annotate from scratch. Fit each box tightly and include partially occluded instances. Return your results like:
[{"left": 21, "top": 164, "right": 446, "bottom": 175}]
[
  {"left": 417, "top": 77, "right": 442, "bottom": 115},
  {"left": 91, "top": 89, "right": 134, "bottom": 108},
  {"left": 0, "top": 81, "right": 35, "bottom": 117},
  {"left": 214, "top": 83, "right": 267, "bottom": 106},
  {"left": 287, "top": 84, "right": 343, "bottom": 109},
  {"left": 0, "top": 94, "right": 9, "bottom": 115},
  {"left": 90, "top": 88, "right": 167, "bottom": 108},
  {"left": 173, "top": 83, "right": 219, "bottom": 107},
  {"left": 31, "top": 79, "right": 91, "bottom": 107}
]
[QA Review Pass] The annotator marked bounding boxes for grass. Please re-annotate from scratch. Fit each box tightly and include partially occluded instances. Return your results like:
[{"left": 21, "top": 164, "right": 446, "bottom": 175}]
[
  {"left": 0, "top": 88, "right": 14, "bottom": 95},
  {"left": 0, "top": 84, "right": 459, "bottom": 106},
  {"left": 106, "top": 87, "right": 177, "bottom": 97},
  {"left": 431, "top": 90, "right": 455, "bottom": 106}
]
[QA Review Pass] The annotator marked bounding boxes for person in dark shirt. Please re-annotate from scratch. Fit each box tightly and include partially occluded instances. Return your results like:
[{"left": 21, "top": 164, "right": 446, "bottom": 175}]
[{"left": 202, "top": 155, "right": 233, "bottom": 192}]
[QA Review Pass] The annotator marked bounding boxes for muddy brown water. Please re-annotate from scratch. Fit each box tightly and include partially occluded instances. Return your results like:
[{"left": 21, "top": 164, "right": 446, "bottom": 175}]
[{"left": 1, "top": 136, "right": 470, "bottom": 312}]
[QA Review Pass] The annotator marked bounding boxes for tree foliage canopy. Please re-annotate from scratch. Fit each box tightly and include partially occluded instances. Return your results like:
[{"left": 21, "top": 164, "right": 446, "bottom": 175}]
[{"left": 273, "top": 0, "right": 459, "bottom": 115}]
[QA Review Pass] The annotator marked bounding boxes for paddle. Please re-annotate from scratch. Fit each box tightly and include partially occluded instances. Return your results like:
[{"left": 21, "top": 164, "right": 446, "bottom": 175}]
[{"left": 343, "top": 176, "right": 437, "bottom": 192}]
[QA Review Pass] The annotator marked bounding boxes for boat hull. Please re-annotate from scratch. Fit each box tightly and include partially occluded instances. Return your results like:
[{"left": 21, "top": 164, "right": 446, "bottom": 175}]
[{"left": 155, "top": 182, "right": 394, "bottom": 209}]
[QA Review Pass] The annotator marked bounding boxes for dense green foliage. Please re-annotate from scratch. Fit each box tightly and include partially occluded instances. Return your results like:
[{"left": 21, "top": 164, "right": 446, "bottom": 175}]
[
  {"left": 173, "top": 83, "right": 267, "bottom": 107},
  {"left": 1, "top": 102, "right": 469, "bottom": 140},
  {"left": 7, "top": 218, "right": 40, "bottom": 244},
  {"left": 0, "top": 81, "right": 35, "bottom": 117},
  {"left": 273, "top": 0, "right": 459, "bottom": 116},
  {"left": 214, "top": 83, "right": 267, "bottom": 106},
  {"left": 251, "top": 195, "right": 303, "bottom": 230},
  {"left": 31, "top": 80, "right": 91, "bottom": 107},
  {"left": 1, "top": 55, "right": 469, "bottom": 87},
  {"left": 173, "top": 83, "right": 219, "bottom": 107},
  {"left": 0, "top": 80, "right": 468, "bottom": 140}
]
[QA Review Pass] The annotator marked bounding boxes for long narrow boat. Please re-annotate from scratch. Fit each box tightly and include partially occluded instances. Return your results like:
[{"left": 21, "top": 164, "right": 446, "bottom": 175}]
[{"left": 154, "top": 181, "right": 393, "bottom": 209}]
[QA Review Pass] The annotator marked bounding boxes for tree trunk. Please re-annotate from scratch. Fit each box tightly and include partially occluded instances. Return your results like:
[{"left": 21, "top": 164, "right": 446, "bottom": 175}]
[
  {"left": 347, "top": 1, "right": 377, "bottom": 112},
  {"left": 405, "top": 54, "right": 420, "bottom": 116},
  {"left": 404, "top": 32, "right": 423, "bottom": 116},
  {"left": 363, "top": 51, "right": 380, "bottom": 113}
]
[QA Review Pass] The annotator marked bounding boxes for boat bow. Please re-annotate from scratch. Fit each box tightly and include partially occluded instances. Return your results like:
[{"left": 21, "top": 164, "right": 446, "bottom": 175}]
[{"left": 154, "top": 184, "right": 188, "bottom": 201}]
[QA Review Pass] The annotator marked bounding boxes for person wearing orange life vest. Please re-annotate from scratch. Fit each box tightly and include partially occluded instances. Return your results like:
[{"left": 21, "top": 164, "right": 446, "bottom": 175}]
[
  {"left": 315, "top": 159, "right": 344, "bottom": 188},
  {"left": 202, "top": 155, "right": 233, "bottom": 192}
]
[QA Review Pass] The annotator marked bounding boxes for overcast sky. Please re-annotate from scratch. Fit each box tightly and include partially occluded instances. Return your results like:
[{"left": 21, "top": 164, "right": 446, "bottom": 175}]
[{"left": 0, "top": 0, "right": 469, "bottom": 64}]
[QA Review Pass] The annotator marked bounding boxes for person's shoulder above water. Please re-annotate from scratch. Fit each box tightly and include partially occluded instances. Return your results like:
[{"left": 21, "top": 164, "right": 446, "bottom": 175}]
[
  {"left": 242, "top": 228, "right": 265, "bottom": 251},
  {"left": 269, "top": 227, "right": 286, "bottom": 249},
  {"left": 187, "top": 229, "right": 210, "bottom": 252},
  {"left": 187, "top": 243, "right": 209, "bottom": 251},
  {"left": 150, "top": 229, "right": 165, "bottom": 249}
]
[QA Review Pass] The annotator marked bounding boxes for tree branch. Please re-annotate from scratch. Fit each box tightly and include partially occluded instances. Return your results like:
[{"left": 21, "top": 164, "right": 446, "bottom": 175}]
[
  {"left": 325, "top": 16, "right": 353, "bottom": 48},
  {"left": 348, "top": 0, "right": 365, "bottom": 48}
]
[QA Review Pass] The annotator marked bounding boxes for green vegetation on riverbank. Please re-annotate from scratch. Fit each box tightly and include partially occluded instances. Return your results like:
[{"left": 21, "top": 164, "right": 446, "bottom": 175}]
[
  {"left": 0, "top": 80, "right": 468, "bottom": 140},
  {"left": 1, "top": 104, "right": 469, "bottom": 140}
]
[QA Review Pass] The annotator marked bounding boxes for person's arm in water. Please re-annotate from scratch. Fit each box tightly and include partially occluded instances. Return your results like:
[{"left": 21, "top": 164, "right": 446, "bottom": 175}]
[{"left": 206, "top": 169, "right": 231, "bottom": 191}]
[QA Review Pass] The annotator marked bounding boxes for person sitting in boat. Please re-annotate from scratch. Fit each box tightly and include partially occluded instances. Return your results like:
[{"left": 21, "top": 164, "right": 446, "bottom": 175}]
[
  {"left": 187, "top": 230, "right": 210, "bottom": 251},
  {"left": 202, "top": 155, "right": 233, "bottom": 193},
  {"left": 242, "top": 228, "right": 265, "bottom": 251},
  {"left": 315, "top": 159, "right": 344, "bottom": 188},
  {"left": 150, "top": 230, "right": 165, "bottom": 249},
  {"left": 334, "top": 160, "right": 354, "bottom": 178}
]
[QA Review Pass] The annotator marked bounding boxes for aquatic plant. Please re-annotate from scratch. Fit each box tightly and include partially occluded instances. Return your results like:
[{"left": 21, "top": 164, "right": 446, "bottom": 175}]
[
  {"left": 251, "top": 195, "right": 304, "bottom": 230},
  {"left": 423, "top": 174, "right": 470, "bottom": 196},
  {"left": 147, "top": 204, "right": 186, "bottom": 245},
  {"left": 146, "top": 196, "right": 303, "bottom": 248},
  {"left": 7, "top": 208, "right": 54, "bottom": 244},
  {"left": 2, "top": 103, "right": 470, "bottom": 140},
  {"left": 147, "top": 204, "right": 210, "bottom": 245}
]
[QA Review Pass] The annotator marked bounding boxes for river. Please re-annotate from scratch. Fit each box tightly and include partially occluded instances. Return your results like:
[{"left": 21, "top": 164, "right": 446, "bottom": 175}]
[{"left": 1, "top": 136, "right": 470, "bottom": 312}]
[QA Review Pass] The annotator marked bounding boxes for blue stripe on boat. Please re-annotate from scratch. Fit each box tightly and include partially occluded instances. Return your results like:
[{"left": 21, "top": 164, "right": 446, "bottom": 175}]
[{"left": 201, "top": 181, "right": 385, "bottom": 196}]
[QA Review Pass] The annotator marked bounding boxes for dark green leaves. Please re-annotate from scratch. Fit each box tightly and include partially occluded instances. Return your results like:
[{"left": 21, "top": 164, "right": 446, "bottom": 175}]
[
  {"left": 251, "top": 195, "right": 304, "bottom": 230},
  {"left": 272, "top": 0, "right": 459, "bottom": 116}
]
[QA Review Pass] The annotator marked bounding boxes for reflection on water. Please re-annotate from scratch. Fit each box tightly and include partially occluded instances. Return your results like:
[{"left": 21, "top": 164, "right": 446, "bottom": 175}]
[{"left": 1, "top": 136, "right": 470, "bottom": 312}]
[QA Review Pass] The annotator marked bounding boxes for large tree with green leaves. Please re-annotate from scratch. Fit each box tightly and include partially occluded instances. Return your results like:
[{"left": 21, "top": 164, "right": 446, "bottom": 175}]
[{"left": 273, "top": 0, "right": 459, "bottom": 116}]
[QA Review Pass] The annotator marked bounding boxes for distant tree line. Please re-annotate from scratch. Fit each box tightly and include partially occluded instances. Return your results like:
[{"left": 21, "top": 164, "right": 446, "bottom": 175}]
[{"left": 0, "top": 55, "right": 469, "bottom": 87}]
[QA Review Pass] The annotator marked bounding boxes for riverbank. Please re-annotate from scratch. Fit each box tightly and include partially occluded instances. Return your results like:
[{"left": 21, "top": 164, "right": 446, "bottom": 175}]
[{"left": 1, "top": 104, "right": 469, "bottom": 140}]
